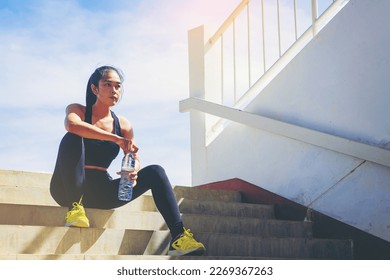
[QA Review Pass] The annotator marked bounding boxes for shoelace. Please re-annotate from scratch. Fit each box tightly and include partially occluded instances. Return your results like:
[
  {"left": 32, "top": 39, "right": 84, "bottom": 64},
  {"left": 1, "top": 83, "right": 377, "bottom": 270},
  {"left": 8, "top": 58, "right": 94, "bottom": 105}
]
[
  {"left": 172, "top": 228, "right": 193, "bottom": 244},
  {"left": 67, "top": 203, "right": 81, "bottom": 216},
  {"left": 71, "top": 202, "right": 82, "bottom": 209},
  {"left": 69, "top": 196, "right": 84, "bottom": 212},
  {"left": 183, "top": 228, "right": 194, "bottom": 238}
]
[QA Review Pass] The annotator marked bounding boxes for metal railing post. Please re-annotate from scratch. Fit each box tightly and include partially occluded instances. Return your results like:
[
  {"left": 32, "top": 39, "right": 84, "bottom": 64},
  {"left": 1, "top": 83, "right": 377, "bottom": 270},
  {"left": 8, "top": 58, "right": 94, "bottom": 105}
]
[
  {"left": 247, "top": 3, "right": 252, "bottom": 88},
  {"left": 294, "top": 0, "right": 298, "bottom": 40},
  {"left": 277, "top": 0, "right": 282, "bottom": 57},
  {"left": 261, "top": 0, "right": 266, "bottom": 73},
  {"left": 312, "top": 0, "right": 319, "bottom": 35}
]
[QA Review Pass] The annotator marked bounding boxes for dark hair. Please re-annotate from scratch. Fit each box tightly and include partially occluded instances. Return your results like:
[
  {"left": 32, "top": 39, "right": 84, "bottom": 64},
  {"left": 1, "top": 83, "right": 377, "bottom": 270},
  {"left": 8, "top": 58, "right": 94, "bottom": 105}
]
[{"left": 85, "top": 65, "right": 124, "bottom": 116}]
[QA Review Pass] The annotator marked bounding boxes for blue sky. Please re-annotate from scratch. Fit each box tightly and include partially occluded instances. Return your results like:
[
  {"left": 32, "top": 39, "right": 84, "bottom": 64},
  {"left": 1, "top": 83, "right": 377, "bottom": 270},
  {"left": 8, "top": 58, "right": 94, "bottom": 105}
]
[
  {"left": 0, "top": 0, "right": 325, "bottom": 186},
  {"left": 0, "top": 0, "right": 241, "bottom": 186}
]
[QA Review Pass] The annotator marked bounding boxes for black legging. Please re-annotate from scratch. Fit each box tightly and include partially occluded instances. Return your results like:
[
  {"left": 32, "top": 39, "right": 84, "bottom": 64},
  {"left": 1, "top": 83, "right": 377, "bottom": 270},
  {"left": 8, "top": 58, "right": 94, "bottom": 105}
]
[{"left": 50, "top": 132, "right": 184, "bottom": 238}]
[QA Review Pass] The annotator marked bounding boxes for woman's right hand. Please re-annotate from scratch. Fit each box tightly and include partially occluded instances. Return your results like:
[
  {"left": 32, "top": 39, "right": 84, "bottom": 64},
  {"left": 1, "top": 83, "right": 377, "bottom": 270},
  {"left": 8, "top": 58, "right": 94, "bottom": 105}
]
[{"left": 115, "top": 136, "right": 139, "bottom": 154}]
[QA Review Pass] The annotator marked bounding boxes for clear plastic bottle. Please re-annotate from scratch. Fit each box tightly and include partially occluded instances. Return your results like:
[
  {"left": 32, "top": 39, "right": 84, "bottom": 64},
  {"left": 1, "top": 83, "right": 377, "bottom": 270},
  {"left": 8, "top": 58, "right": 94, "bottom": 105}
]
[{"left": 118, "top": 152, "right": 136, "bottom": 201}]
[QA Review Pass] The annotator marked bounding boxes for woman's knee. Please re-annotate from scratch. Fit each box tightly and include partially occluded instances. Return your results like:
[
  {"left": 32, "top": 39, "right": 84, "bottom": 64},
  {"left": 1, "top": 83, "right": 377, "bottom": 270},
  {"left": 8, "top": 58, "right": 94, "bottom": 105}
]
[
  {"left": 138, "top": 164, "right": 170, "bottom": 186},
  {"left": 59, "top": 132, "right": 83, "bottom": 150},
  {"left": 142, "top": 164, "right": 166, "bottom": 177}
]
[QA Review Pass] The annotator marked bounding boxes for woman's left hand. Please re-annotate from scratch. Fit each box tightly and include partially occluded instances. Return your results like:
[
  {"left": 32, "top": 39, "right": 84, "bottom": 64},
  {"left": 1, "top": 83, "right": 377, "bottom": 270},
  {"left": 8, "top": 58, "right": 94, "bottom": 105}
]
[
  {"left": 116, "top": 169, "right": 138, "bottom": 188},
  {"left": 128, "top": 171, "right": 138, "bottom": 188}
]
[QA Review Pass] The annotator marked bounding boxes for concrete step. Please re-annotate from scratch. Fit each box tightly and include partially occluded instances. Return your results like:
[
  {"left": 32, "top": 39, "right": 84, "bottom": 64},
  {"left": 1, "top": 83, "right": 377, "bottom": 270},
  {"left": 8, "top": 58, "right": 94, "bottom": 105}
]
[
  {"left": 0, "top": 187, "right": 270, "bottom": 218},
  {"left": 174, "top": 186, "right": 241, "bottom": 202},
  {"left": 0, "top": 170, "right": 242, "bottom": 203},
  {"left": 0, "top": 184, "right": 242, "bottom": 206},
  {"left": 197, "top": 232, "right": 353, "bottom": 259},
  {"left": 0, "top": 203, "right": 307, "bottom": 237},
  {"left": 0, "top": 225, "right": 156, "bottom": 255},
  {"left": 0, "top": 185, "right": 57, "bottom": 206},
  {"left": 0, "top": 254, "right": 86, "bottom": 260},
  {"left": 0, "top": 225, "right": 352, "bottom": 259},
  {"left": 0, "top": 170, "right": 355, "bottom": 259},
  {"left": 0, "top": 203, "right": 166, "bottom": 230},
  {"left": 0, "top": 197, "right": 274, "bottom": 223},
  {"left": 0, "top": 185, "right": 160, "bottom": 211},
  {"left": 0, "top": 170, "right": 239, "bottom": 200},
  {"left": 0, "top": 170, "right": 52, "bottom": 188},
  {"left": 182, "top": 214, "right": 312, "bottom": 238},
  {"left": 83, "top": 255, "right": 279, "bottom": 260},
  {"left": 0, "top": 254, "right": 276, "bottom": 260},
  {"left": 178, "top": 198, "right": 275, "bottom": 219}
]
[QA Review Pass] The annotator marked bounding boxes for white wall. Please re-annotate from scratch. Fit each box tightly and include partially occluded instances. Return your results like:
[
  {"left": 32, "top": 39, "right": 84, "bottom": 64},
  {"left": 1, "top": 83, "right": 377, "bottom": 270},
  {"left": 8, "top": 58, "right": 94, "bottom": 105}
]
[{"left": 200, "top": 0, "right": 390, "bottom": 241}]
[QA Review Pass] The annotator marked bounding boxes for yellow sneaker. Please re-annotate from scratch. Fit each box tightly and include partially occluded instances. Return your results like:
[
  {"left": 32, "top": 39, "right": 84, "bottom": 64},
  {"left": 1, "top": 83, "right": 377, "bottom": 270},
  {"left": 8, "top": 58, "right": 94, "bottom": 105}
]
[
  {"left": 65, "top": 199, "right": 89, "bottom": 228},
  {"left": 168, "top": 228, "right": 206, "bottom": 256}
]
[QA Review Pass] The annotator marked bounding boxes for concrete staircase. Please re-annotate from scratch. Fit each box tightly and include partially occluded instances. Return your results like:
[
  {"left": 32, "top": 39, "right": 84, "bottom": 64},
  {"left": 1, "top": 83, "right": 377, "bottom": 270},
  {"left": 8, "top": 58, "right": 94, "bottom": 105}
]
[{"left": 0, "top": 170, "right": 353, "bottom": 260}]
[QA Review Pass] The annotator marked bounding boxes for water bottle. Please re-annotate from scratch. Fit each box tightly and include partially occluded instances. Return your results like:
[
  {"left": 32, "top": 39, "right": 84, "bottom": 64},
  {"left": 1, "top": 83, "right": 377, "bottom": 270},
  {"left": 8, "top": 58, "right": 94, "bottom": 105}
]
[{"left": 118, "top": 152, "right": 136, "bottom": 201}]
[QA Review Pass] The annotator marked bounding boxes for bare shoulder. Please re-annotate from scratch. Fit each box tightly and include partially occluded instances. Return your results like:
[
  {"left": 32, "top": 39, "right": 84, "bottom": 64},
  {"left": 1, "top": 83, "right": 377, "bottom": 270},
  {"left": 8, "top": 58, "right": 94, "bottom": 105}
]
[
  {"left": 118, "top": 115, "right": 132, "bottom": 130},
  {"left": 118, "top": 115, "right": 134, "bottom": 139},
  {"left": 66, "top": 103, "right": 85, "bottom": 117}
]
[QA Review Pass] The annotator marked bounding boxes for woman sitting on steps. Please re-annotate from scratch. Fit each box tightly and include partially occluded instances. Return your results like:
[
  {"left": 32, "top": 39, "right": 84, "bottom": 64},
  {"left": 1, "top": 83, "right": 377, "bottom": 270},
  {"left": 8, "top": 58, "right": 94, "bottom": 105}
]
[{"left": 49, "top": 65, "right": 205, "bottom": 256}]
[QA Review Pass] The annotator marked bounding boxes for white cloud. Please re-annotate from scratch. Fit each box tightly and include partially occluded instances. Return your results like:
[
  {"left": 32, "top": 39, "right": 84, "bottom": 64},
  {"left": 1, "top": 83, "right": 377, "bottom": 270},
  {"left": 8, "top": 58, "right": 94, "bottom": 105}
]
[
  {"left": 0, "top": 0, "right": 241, "bottom": 186},
  {"left": 0, "top": 0, "right": 313, "bottom": 186}
]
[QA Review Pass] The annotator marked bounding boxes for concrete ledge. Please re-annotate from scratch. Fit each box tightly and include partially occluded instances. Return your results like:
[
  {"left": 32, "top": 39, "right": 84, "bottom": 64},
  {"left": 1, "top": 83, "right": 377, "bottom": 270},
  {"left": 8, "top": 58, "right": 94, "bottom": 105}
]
[
  {"left": 178, "top": 198, "right": 275, "bottom": 219},
  {"left": 195, "top": 178, "right": 307, "bottom": 220},
  {"left": 0, "top": 203, "right": 310, "bottom": 238},
  {"left": 197, "top": 233, "right": 353, "bottom": 259},
  {"left": 182, "top": 214, "right": 313, "bottom": 238},
  {"left": 0, "top": 170, "right": 356, "bottom": 259},
  {"left": 0, "top": 225, "right": 156, "bottom": 255},
  {"left": 0, "top": 254, "right": 280, "bottom": 260},
  {"left": 0, "top": 225, "right": 353, "bottom": 259},
  {"left": 0, "top": 170, "right": 52, "bottom": 188}
]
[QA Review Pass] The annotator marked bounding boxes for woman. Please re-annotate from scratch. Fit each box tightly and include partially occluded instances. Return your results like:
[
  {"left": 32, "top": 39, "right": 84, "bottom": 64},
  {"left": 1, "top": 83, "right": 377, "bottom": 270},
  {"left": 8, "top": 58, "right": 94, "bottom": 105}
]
[{"left": 50, "top": 65, "right": 205, "bottom": 256}]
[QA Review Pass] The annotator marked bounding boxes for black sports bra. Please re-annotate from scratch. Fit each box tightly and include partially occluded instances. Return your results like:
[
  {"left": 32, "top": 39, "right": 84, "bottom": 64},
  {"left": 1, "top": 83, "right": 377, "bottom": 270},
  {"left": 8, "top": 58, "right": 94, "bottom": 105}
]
[{"left": 84, "top": 107, "right": 122, "bottom": 168}]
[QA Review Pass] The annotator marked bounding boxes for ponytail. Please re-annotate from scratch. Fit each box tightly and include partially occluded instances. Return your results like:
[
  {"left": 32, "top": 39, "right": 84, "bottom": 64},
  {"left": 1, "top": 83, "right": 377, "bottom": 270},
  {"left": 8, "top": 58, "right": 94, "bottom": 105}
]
[{"left": 84, "top": 66, "right": 124, "bottom": 121}]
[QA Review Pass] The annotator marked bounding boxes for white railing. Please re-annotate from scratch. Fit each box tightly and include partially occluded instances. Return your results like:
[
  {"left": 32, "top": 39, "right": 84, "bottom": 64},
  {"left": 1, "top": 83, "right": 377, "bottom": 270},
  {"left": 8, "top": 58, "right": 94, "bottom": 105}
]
[
  {"left": 180, "top": 97, "right": 390, "bottom": 168},
  {"left": 184, "top": 0, "right": 349, "bottom": 145},
  {"left": 203, "top": 0, "right": 343, "bottom": 108},
  {"left": 180, "top": 0, "right": 358, "bottom": 182}
]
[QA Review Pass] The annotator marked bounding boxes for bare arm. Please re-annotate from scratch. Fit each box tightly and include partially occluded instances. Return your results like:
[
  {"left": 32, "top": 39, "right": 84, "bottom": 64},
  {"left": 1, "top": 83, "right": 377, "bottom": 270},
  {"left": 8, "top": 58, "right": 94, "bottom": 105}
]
[
  {"left": 118, "top": 116, "right": 140, "bottom": 186},
  {"left": 118, "top": 116, "right": 140, "bottom": 170},
  {"left": 65, "top": 103, "right": 122, "bottom": 144}
]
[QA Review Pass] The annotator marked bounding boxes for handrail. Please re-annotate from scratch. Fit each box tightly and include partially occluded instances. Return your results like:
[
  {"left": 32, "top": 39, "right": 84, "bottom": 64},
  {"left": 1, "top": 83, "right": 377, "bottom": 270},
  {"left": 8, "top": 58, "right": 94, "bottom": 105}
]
[
  {"left": 180, "top": 97, "right": 390, "bottom": 168},
  {"left": 202, "top": 0, "right": 346, "bottom": 107},
  {"left": 184, "top": 0, "right": 353, "bottom": 180},
  {"left": 204, "top": 0, "right": 250, "bottom": 54}
]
